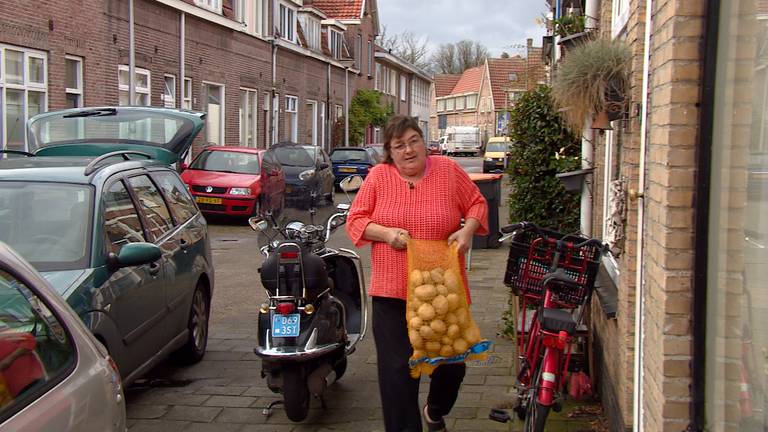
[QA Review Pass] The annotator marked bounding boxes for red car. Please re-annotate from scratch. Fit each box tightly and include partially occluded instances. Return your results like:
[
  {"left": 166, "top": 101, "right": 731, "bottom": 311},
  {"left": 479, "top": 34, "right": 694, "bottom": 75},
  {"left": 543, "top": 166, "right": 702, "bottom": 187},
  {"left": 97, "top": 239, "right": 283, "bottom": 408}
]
[{"left": 181, "top": 146, "right": 285, "bottom": 218}]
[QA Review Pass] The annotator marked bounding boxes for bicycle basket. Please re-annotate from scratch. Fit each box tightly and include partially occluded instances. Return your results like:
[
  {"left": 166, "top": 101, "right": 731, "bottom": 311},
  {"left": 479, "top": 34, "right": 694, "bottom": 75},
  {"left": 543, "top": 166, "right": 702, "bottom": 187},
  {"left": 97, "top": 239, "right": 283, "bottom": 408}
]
[{"left": 503, "top": 227, "right": 602, "bottom": 306}]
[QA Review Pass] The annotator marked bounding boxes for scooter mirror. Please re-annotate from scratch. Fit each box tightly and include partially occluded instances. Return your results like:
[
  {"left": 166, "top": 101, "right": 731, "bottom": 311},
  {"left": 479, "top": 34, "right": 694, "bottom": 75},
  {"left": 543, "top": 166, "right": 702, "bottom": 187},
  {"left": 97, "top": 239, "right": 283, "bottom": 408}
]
[
  {"left": 339, "top": 175, "right": 363, "bottom": 192},
  {"left": 336, "top": 203, "right": 351, "bottom": 211},
  {"left": 248, "top": 217, "right": 269, "bottom": 232}
]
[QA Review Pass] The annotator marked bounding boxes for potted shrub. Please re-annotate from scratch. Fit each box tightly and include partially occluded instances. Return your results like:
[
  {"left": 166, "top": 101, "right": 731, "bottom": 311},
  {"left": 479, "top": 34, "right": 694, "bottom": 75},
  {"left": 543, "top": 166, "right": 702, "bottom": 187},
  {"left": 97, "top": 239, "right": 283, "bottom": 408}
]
[{"left": 551, "top": 38, "right": 632, "bottom": 131}]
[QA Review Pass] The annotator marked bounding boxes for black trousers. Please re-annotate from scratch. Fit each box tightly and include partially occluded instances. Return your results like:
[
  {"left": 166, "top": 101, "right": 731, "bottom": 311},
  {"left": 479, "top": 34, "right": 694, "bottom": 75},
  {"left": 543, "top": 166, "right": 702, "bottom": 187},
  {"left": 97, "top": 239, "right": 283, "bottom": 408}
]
[{"left": 372, "top": 296, "right": 466, "bottom": 432}]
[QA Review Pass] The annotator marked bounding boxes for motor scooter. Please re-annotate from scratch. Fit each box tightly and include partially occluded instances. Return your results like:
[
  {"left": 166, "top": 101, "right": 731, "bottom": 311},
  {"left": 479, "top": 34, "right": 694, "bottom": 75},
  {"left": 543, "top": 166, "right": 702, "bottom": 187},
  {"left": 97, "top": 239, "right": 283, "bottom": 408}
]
[{"left": 250, "top": 175, "right": 367, "bottom": 422}]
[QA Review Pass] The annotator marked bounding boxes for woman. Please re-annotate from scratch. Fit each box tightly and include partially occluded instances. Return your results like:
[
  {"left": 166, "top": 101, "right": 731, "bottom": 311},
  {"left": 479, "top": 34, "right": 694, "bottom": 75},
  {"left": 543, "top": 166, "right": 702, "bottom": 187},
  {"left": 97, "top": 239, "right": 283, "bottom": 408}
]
[{"left": 346, "top": 115, "right": 488, "bottom": 432}]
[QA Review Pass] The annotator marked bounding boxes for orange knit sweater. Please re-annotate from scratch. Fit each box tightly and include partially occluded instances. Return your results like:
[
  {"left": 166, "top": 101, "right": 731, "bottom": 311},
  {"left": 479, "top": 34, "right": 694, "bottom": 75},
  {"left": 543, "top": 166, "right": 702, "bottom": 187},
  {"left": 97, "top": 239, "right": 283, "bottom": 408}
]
[{"left": 346, "top": 156, "right": 489, "bottom": 300}]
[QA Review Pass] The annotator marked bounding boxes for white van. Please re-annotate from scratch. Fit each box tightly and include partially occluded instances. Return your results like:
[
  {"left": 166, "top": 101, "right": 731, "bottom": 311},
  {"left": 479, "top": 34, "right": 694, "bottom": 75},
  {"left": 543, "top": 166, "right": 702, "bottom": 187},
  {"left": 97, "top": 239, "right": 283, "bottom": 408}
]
[{"left": 439, "top": 126, "right": 481, "bottom": 156}]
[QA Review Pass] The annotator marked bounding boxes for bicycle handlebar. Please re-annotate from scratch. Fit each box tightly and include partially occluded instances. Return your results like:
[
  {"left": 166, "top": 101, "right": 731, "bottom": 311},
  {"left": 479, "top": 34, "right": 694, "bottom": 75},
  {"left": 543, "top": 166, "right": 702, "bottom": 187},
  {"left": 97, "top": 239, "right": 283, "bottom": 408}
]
[{"left": 499, "top": 221, "right": 609, "bottom": 252}]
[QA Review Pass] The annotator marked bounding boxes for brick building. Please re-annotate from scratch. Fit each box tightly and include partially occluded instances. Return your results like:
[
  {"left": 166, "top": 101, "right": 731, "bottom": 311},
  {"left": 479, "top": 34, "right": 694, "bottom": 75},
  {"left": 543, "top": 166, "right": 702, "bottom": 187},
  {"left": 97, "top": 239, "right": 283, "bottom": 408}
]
[
  {"left": 0, "top": 0, "right": 379, "bottom": 157},
  {"left": 544, "top": 0, "right": 768, "bottom": 430}
]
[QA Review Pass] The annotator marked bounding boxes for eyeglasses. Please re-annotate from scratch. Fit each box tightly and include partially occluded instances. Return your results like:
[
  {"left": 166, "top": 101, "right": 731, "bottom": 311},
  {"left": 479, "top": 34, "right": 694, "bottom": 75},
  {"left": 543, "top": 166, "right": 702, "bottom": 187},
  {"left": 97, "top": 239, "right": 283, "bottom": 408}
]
[{"left": 391, "top": 138, "right": 424, "bottom": 153}]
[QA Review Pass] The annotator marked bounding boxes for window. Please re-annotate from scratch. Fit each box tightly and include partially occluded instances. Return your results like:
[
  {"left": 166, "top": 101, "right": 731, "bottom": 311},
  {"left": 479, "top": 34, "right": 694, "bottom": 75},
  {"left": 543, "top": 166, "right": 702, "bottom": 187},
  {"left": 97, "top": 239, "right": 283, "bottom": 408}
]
[
  {"left": 456, "top": 96, "right": 465, "bottom": 110},
  {"left": 335, "top": 104, "right": 343, "bottom": 121},
  {"left": 446, "top": 98, "right": 455, "bottom": 111},
  {"left": 1, "top": 44, "right": 48, "bottom": 151},
  {"left": 355, "top": 34, "right": 362, "bottom": 70},
  {"left": 194, "top": 0, "right": 221, "bottom": 13},
  {"left": 151, "top": 172, "right": 197, "bottom": 224},
  {"left": 118, "top": 65, "right": 150, "bottom": 106},
  {"left": 330, "top": 29, "right": 343, "bottom": 59},
  {"left": 299, "top": 15, "right": 321, "bottom": 50},
  {"left": 163, "top": 74, "right": 176, "bottom": 108},
  {"left": 307, "top": 100, "right": 318, "bottom": 147},
  {"left": 375, "top": 63, "right": 381, "bottom": 90},
  {"left": 65, "top": 56, "right": 83, "bottom": 108},
  {"left": 285, "top": 95, "right": 298, "bottom": 142},
  {"left": 400, "top": 75, "right": 407, "bottom": 101},
  {"left": 437, "top": 99, "right": 446, "bottom": 112},
  {"left": 611, "top": 0, "right": 629, "bottom": 37},
  {"left": 0, "top": 270, "right": 75, "bottom": 421},
  {"left": 466, "top": 94, "right": 477, "bottom": 109},
  {"left": 368, "top": 41, "right": 373, "bottom": 76},
  {"left": 202, "top": 82, "right": 224, "bottom": 145},
  {"left": 279, "top": 3, "right": 296, "bottom": 42},
  {"left": 320, "top": 101, "right": 326, "bottom": 149},
  {"left": 239, "top": 88, "right": 258, "bottom": 147},
  {"left": 389, "top": 70, "right": 397, "bottom": 96},
  {"left": 127, "top": 175, "right": 173, "bottom": 241},
  {"left": 236, "top": 0, "right": 268, "bottom": 35},
  {"left": 182, "top": 78, "right": 192, "bottom": 109},
  {"left": 508, "top": 73, "right": 518, "bottom": 82},
  {"left": 272, "top": 93, "right": 279, "bottom": 145},
  {"left": 104, "top": 181, "right": 146, "bottom": 255},
  {"left": 508, "top": 91, "right": 523, "bottom": 106}
]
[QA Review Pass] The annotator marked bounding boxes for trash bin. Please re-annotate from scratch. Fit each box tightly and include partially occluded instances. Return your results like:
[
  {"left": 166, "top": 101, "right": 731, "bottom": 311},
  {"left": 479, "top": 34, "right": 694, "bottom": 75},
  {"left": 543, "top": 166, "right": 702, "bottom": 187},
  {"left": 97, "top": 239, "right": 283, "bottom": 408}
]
[{"left": 468, "top": 173, "right": 503, "bottom": 249}]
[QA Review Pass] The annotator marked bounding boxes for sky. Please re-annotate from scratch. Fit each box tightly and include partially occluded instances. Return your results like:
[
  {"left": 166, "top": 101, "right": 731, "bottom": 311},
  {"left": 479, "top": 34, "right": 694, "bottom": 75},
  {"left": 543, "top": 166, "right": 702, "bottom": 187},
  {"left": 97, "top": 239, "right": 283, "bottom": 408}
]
[{"left": 376, "top": 0, "right": 549, "bottom": 59}]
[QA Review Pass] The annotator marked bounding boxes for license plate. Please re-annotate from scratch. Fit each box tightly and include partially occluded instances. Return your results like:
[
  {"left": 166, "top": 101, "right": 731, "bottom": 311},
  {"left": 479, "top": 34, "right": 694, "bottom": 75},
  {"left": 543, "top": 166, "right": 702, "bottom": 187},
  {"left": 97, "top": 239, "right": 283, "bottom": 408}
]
[
  {"left": 339, "top": 167, "right": 357, "bottom": 173},
  {"left": 271, "top": 313, "right": 300, "bottom": 337},
  {"left": 196, "top": 196, "right": 222, "bottom": 205}
]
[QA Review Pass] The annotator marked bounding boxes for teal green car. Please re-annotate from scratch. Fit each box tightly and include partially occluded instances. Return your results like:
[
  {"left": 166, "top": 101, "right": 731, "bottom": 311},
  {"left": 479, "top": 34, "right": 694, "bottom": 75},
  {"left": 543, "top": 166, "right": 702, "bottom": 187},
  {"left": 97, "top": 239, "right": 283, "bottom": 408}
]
[{"left": 0, "top": 107, "right": 215, "bottom": 384}]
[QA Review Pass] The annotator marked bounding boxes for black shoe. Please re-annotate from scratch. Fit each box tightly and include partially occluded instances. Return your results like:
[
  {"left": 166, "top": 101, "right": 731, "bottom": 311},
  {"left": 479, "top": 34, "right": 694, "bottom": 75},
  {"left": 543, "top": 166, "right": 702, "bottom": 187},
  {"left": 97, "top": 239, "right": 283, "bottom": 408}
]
[{"left": 423, "top": 404, "right": 447, "bottom": 432}]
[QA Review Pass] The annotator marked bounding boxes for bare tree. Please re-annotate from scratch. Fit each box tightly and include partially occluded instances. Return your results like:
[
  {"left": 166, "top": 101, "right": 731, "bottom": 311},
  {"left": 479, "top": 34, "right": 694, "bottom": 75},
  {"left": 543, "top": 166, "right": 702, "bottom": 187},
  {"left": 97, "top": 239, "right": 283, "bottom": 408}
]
[
  {"left": 431, "top": 40, "right": 489, "bottom": 74},
  {"left": 376, "top": 26, "right": 431, "bottom": 71},
  {"left": 377, "top": 25, "right": 399, "bottom": 52}
]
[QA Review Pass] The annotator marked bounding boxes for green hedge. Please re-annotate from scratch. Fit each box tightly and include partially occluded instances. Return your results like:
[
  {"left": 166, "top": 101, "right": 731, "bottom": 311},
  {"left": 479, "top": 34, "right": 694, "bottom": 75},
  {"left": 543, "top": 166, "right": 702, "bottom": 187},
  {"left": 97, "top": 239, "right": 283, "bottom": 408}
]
[{"left": 506, "top": 85, "right": 581, "bottom": 234}]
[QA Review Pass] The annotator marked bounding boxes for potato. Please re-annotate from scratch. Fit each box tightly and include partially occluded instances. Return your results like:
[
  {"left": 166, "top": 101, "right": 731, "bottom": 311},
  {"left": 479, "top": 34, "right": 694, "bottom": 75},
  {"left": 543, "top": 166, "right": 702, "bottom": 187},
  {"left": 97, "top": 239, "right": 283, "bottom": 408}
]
[
  {"left": 455, "top": 307, "right": 469, "bottom": 327},
  {"left": 446, "top": 293, "right": 461, "bottom": 311},
  {"left": 409, "top": 329, "right": 424, "bottom": 349},
  {"left": 430, "top": 319, "right": 447, "bottom": 335},
  {"left": 410, "top": 297, "right": 423, "bottom": 311},
  {"left": 443, "top": 269, "right": 461, "bottom": 293},
  {"left": 425, "top": 341, "right": 442, "bottom": 353},
  {"left": 414, "top": 284, "right": 437, "bottom": 302},
  {"left": 432, "top": 267, "right": 445, "bottom": 276},
  {"left": 447, "top": 324, "right": 461, "bottom": 339},
  {"left": 435, "top": 284, "right": 448, "bottom": 296},
  {"left": 430, "top": 268, "right": 444, "bottom": 284},
  {"left": 406, "top": 309, "right": 416, "bottom": 321},
  {"left": 412, "top": 349, "right": 426, "bottom": 359},
  {"left": 432, "top": 295, "right": 449, "bottom": 316},
  {"left": 410, "top": 269, "right": 424, "bottom": 287},
  {"left": 441, "top": 336, "right": 453, "bottom": 345},
  {"left": 445, "top": 312, "right": 459, "bottom": 325},
  {"left": 464, "top": 323, "right": 481, "bottom": 345},
  {"left": 440, "top": 345, "right": 454, "bottom": 357},
  {"left": 421, "top": 270, "right": 432, "bottom": 284},
  {"left": 417, "top": 303, "right": 436, "bottom": 321},
  {"left": 453, "top": 338, "right": 469, "bottom": 354},
  {"left": 409, "top": 316, "right": 423, "bottom": 330},
  {"left": 419, "top": 325, "right": 436, "bottom": 341}
]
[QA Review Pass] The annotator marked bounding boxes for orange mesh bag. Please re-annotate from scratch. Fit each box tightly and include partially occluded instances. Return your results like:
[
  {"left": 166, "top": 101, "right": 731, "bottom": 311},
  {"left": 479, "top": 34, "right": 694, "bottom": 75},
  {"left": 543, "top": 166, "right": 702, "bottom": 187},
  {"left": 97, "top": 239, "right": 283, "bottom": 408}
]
[{"left": 406, "top": 239, "right": 492, "bottom": 378}]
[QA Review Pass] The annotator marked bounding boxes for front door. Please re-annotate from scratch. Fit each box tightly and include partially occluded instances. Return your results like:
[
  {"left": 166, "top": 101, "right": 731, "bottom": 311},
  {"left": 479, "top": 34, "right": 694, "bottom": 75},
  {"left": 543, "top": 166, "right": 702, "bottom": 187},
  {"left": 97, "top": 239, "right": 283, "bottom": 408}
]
[{"left": 203, "top": 82, "right": 224, "bottom": 145}]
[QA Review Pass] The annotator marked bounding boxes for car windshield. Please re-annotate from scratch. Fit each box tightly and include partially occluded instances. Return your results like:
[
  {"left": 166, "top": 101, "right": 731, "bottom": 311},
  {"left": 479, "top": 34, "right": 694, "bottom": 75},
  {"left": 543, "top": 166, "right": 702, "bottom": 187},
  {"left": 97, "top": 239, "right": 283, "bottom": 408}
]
[
  {"left": 27, "top": 108, "right": 195, "bottom": 151},
  {"left": 189, "top": 150, "right": 261, "bottom": 174},
  {"left": 0, "top": 182, "right": 92, "bottom": 271},
  {"left": 273, "top": 146, "right": 315, "bottom": 167},
  {"left": 331, "top": 149, "right": 368, "bottom": 162},
  {"left": 487, "top": 142, "right": 511, "bottom": 152}
]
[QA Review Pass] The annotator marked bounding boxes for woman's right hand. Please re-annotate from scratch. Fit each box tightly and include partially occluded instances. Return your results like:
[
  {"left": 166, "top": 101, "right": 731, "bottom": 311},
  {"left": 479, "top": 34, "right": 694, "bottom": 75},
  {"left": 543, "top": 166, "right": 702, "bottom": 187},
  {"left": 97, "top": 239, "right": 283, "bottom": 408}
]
[{"left": 387, "top": 227, "right": 410, "bottom": 250}]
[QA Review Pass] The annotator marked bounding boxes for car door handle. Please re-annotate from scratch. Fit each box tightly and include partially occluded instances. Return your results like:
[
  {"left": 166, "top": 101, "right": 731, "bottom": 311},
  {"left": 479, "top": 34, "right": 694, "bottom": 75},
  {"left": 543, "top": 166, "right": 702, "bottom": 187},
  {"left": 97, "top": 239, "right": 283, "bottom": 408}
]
[{"left": 148, "top": 262, "right": 161, "bottom": 276}]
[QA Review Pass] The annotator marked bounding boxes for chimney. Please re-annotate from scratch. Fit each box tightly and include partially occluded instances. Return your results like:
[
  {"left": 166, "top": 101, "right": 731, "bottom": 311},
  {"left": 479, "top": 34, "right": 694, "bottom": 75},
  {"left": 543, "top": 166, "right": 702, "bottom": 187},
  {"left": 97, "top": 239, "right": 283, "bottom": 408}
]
[{"left": 527, "top": 38, "right": 533, "bottom": 48}]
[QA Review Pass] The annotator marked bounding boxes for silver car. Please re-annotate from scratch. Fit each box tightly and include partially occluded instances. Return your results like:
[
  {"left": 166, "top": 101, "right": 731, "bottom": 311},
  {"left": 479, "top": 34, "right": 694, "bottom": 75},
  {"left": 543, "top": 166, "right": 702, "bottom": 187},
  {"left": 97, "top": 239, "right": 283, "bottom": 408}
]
[{"left": 0, "top": 242, "right": 126, "bottom": 431}]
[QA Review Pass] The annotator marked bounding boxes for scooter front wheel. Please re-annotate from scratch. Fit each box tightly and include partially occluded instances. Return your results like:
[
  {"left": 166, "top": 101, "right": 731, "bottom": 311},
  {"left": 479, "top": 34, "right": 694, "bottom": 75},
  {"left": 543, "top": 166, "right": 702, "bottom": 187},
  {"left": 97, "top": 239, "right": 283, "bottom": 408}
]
[{"left": 283, "top": 367, "right": 310, "bottom": 422}]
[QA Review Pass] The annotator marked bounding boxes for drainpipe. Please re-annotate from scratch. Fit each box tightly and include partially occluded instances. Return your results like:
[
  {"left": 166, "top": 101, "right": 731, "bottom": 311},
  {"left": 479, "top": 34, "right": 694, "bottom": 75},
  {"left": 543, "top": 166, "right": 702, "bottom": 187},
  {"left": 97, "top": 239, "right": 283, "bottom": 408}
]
[
  {"left": 270, "top": 0, "right": 277, "bottom": 147},
  {"left": 327, "top": 63, "right": 331, "bottom": 152},
  {"left": 579, "top": 0, "right": 599, "bottom": 237},
  {"left": 344, "top": 67, "right": 349, "bottom": 146},
  {"left": 129, "top": 0, "right": 136, "bottom": 104},
  {"left": 179, "top": 12, "right": 185, "bottom": 108},
  {"left": 633, "top": 0, "right": 653, "bottom": 430},
  {"left": 585, "top": 0, "right": 598, "bottom": 29}
]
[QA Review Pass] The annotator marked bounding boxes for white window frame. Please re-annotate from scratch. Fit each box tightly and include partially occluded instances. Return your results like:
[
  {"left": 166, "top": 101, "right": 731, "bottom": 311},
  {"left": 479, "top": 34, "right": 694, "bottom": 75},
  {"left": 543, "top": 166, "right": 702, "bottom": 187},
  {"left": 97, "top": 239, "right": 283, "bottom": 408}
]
[
  {"left": 375, "top": 63, "right": 381, "bottom": 90},
  {"left": 400, "top": 75, "right": 406, "bottom": 102},
  {"left": 307, "top": 99, "right": 318, "bottom": 147},
  {"left": 330, "top": 29, "right": 343, "bottom": 59},
  {"left": 285, "top": 95, "right": 298, "bottom": 142},
  {"left": 272, "top": 93, "right": 280, "bottom": 145},
  {"left": 437, "top": 99, "right": 445, "bottom": 112},
  {"left": 279, "top": 3, "right": 297, "bottom": 43},
  {"left": 466, "top": 94, "right": 477, "bottom": 110},
  {"left": 368, "top": 41, "right": 373, "bottom": 76},
  {"left": 118, "top": 65, "right": 150, "bottom": 106},
  {"left": 355, "top": 34, "right": 362, "bottom": 70},
  {"left": 299, "top": 15, "right": 321, "bottom": 50},
  {"left": 65, "top": 55, "right": 83, "bottom": 108},
  {"left": 239, "top": 87, "right": 258, "bottom": 147},
  {"left": 239, "top": 0, "right": 268, "bottom": 36},
  {"left": 163, "top": 74, "right": 176, "bottom": 108},
  {"left": 202, "top": 81, "right": 225, "bottom": 145},
  {"left": 194, "top": 0, "right": 222, "bottom": 14},
  {"left": 182, "top": 78, "right": 192, "bottom": 109},
  {"left": 389, "top": 70, "right": 397, "bottom": 96},
  {"left": 611, "top": 0, "right": 630, "bottom": 37},
  {"left": 456, "top": 95, "right": 465, "bottom": 110},
  {"left": 446, "top": 98, "right": 455, "bottom": 111},
  {"left": 1, "top": 44, "right": 48, "bottom": 151},
  {"left": 320, "top": 101, "right": 326, "bottom": 150},
  {"left": 335, "top": 104, "right": 343, "bottom": 121}
]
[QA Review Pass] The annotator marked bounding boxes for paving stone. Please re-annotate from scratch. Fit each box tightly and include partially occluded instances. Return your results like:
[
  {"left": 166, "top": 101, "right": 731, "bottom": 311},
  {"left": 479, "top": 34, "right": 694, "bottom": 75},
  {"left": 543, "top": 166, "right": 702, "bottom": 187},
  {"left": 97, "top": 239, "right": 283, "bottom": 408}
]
[
  {"left": 127, "top": 404, "right": 170, "bottom": 419},
  {"left": 127, "top": 420, "right": 190, "bottom": 432},
  {"left": 163, "top": 406, "right": 223, "bottom": 423},
  {"left": 197, "top": 385, "right": 249, "bottom": 396},
  {"left": 183, "top": 422, "right": 244, "bottom": 432},
  {"left": 204, "top": 395, "right": 259, "bottom": 408}
]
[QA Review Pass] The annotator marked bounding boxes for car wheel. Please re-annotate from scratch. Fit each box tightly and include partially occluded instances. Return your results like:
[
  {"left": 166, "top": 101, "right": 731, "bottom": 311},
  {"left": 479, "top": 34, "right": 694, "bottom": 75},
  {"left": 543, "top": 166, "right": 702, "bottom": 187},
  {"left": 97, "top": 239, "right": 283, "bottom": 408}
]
[{"left": 171, "top": 282, "right": 210, "bottom": 365}]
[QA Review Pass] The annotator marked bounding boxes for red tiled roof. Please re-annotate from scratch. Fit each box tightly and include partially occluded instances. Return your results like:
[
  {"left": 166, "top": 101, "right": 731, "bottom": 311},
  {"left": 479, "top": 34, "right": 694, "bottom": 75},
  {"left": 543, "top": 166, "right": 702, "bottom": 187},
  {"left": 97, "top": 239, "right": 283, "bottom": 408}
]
[
  {"left": 450, "top": 66, "right": 483, "bottom": 95},
  {"left": 310, "top": 0, "right": 364, "bottom": 20},
  {"left": 433, "top": 74, "right": 462, "bottom": 97},
  {"left": 487, "top": 57, "right": 527, "bottom": 109}
]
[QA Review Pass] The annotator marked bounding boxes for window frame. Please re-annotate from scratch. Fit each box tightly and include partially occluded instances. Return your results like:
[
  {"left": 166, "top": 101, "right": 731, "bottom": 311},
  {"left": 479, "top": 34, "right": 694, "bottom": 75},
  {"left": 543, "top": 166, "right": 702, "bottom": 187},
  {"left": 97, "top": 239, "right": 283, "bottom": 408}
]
[
  {"left": 194, "top": 0, "right": 221, "bottom": 14},
  {"left": 163, "top": 74, "right": 176, "bottom": 108},
  {"left": 285, "top": 95, "right": 299, "bottom": 142},
  {"left": 375, "top": 63, "right": 381, "bottom": 90},
  {"left": 126, "top": 174, "right": 175, "bottom": 242},
  {"left": 279, "top": 2, "right": 297, "bottom": 43},
  {"left": 1, "top": 44, "right": 49, "bottom": 152},
  {"left": 400, "top": 75, "right": 407, "bottom": 102},
  {"left": 299, "top": 14, "right": 321, "bottom": 50},
  {"left": 202, "top": 81, "right": 226, "bottom": 145},
  {"left": 64, "top": 55, "right": 83, "bottom": 108},
  {"left": 239, "top": 87, "right": 258, "bottom": 147},
  {"left": 103, "top": 178, "right": 148, "bottom": 255},
  {"left": 329, "top": 28, "right": 343, "bottom": 59},
  {"left": 118, "top": 64, "right": 150, "bottom": 106},
  {"left": 149, "top": 170, "right": 199, "bottom": 225},
  {"left": 355, "top": 34, "right": 362, "bottom": 70},
  {"left": 182, "top": 78, "right": 192, "bottom": 110},
  {"left": 437, "top": 99, "right": 446, "bottom": 112},
  {"left": 611, "top": 0, "right": 630, "bottom": 37}
]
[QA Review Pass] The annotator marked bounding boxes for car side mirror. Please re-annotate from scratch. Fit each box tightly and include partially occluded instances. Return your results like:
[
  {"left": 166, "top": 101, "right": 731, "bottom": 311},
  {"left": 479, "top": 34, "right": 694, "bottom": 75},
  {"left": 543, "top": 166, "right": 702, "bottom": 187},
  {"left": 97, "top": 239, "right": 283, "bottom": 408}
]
[{"left": 107, "top": 242, "right": 161, "bottom": 271}]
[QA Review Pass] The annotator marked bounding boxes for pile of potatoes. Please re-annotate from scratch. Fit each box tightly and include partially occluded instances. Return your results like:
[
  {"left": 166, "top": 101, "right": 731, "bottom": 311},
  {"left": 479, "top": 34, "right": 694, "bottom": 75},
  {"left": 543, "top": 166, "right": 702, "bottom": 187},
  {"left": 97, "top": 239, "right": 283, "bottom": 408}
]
[{"left": 406, "top": 267, "right": 482, "bottom": 360}]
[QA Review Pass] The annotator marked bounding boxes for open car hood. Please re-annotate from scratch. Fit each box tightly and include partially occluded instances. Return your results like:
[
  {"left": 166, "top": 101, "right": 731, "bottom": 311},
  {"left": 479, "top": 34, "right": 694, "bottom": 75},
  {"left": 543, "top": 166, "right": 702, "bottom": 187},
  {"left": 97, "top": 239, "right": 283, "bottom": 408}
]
[{"left": 27, "top": 107, "right": 206, "bottom": 164}]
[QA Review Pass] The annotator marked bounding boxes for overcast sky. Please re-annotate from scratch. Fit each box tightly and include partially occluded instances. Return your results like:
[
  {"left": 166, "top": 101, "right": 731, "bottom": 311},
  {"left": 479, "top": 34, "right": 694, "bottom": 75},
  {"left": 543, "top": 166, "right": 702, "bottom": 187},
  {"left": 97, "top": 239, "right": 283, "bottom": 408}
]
[{"left": 376, "top": 0, "right": 548, "bottom": 58}]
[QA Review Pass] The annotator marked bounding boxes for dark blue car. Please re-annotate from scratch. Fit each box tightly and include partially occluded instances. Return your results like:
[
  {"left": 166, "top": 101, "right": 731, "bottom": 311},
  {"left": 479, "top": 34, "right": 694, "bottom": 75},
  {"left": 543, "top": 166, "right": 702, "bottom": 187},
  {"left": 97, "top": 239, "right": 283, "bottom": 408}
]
[{"left": 329, "top": 147, "right": 380, "bottom": 189}]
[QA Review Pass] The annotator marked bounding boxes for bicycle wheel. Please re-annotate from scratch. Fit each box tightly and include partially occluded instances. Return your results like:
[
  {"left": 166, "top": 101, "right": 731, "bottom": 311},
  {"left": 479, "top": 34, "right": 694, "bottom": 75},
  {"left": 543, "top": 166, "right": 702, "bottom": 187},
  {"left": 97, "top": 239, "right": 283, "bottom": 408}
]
[{"left": 524, "top": 362, "right": 551, "bottom": 432}]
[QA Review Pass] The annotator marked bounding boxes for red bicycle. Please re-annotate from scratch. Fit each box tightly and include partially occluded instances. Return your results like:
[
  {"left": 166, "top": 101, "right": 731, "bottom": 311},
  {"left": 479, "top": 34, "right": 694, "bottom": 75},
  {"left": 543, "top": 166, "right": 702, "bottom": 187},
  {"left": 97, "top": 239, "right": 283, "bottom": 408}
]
[{"left": 489, "top": 221, "right": 605, "bottom": 431}]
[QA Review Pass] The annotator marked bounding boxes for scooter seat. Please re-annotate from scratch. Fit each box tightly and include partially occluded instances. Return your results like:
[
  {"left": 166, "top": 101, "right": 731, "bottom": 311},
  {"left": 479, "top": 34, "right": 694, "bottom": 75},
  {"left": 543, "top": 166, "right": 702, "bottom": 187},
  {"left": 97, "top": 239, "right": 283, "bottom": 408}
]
[{"left": 539, "top": 308, "right": 576, "bottom": 335}]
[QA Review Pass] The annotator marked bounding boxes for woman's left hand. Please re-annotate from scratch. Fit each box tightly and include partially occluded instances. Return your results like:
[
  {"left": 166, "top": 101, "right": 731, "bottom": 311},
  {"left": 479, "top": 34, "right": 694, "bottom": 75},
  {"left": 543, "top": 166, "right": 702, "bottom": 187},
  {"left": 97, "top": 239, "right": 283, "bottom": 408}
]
[{"left": 448, "top": 226, "right": 474, "bottom": 255}]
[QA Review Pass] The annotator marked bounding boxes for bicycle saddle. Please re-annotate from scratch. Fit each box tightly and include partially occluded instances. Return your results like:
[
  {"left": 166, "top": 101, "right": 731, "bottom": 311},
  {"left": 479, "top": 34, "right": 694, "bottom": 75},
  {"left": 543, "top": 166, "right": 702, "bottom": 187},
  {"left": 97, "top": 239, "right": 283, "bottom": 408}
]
[{"left": 539, "top": 308, "right": 577, "bottom": 335}]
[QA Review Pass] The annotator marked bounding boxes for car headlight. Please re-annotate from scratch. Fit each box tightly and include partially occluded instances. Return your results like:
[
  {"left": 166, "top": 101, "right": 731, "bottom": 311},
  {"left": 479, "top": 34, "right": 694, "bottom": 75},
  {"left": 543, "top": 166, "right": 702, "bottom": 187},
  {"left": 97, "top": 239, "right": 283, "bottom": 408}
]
[
  {"left": 229, "top": 187, "right": 251, "bottom": 196},
  {"left": 299, "top": 169, "right": 316, "bottom": 181},
  {"left": 484, "top": 157, "right": 494, "bottom": 162}
]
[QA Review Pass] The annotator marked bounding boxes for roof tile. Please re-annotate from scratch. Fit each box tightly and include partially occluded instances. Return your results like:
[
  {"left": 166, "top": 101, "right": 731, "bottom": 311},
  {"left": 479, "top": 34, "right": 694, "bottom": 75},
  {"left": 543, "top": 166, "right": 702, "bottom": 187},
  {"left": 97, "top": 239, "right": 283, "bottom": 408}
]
[
  {"left": 450, "top": 66, "right": 483, "bottom": 95},
  {"left": 434, "top": 74, "right": 462, "bottom": 97},
  {"left": 310, "top": 0, "right": 364, "bottom": 20},
  {"left": 487, "top": 57, "right": 528, "bottom": 109}
]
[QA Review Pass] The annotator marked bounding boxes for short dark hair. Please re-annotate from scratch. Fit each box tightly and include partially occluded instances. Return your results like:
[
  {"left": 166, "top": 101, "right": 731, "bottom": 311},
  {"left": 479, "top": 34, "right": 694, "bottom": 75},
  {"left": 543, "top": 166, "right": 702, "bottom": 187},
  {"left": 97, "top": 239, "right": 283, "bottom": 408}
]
[{"left": 382, "top": 115, "right": 424, "bottom": 164}]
